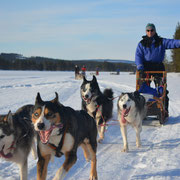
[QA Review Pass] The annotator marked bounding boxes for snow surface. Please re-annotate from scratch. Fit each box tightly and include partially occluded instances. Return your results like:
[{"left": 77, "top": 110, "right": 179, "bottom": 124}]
[{"left": 0, "top": 70, "right": 180, "bottom": 180}]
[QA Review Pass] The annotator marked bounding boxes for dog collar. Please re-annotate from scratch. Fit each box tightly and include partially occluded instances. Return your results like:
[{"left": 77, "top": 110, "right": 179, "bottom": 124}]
[{"left": 47, "top": 143, "right": 64, "bottom": 157}]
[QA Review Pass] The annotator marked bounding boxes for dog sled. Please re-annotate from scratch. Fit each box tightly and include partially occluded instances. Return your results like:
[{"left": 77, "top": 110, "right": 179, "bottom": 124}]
[
  {"left": 110, "top": 72, "right": 120, "bottom": 75},
  {"left": 136, "top": 71, "right": 168, "bottom": 126}
]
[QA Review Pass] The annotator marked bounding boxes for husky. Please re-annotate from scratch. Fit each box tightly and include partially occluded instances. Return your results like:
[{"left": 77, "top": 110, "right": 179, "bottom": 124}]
[
  {"left": 0, "top": 105, "right": 37, "bottom": 180},
  {"left": 80, "top": 75, "right": 113, "bottom": 143},
  {"left": 75, "top": 73, "right": 83, "bottom": 80},
  {"left": 117, "top": 91, "right": 147, "bottom": 152},
  {"left": 31, "top": 92, "right": 98, "bottom": 180}
]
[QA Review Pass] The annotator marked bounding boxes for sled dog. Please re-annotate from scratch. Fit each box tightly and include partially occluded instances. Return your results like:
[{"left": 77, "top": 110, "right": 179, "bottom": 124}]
[
  {"left": 75, "top": 73, "right": 83, "bottom": 80},
  {"left": 81, "top": 75, "right": 113, "bottom": 143},
  {"left": 0, "top": 105, "right": 37, "bottom": 180},
  {"left": 31, "top": 92, "right": 98, "bottom": 180},
  {"left": 117, "top": 91, "right": 147, "bottom": 152}
]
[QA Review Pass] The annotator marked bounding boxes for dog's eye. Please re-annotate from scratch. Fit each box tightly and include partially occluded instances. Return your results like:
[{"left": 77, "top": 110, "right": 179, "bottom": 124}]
[
  {"left": 47, "top": 112, "right": 53, "bottom": 117},
  {"left": 34, "top": 112, "right": 39, "bottom": 117},
  {"left": 0, "top": 135, "right": 5, "bottom": 139},
  {"left": 127, "top": 99, "right": 130, "bottom": 102}
]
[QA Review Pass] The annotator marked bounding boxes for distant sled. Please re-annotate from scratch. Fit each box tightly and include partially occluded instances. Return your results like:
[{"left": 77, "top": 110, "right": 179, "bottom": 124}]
[{"left": 110, "top": 72, "right": 120, "bottom": 75}]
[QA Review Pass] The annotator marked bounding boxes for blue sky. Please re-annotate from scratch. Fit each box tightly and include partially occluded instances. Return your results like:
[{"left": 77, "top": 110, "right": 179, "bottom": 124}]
[{"left": 0, "top": 0, "right": 179, "bottom": 61}]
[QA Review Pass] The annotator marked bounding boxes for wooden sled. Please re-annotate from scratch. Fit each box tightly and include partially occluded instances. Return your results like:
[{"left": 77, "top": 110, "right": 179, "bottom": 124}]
[{"left": 136, "top": 71, "right": 168, "bottom": 126}]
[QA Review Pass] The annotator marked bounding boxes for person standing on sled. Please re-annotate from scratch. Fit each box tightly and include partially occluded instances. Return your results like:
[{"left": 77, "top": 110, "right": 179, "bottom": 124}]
[
  {"left": 135, "top": 23, "right": 180, "bottom": 116},
  {"left": 75, "top": 65, "right": 80, "bottom": 79}
]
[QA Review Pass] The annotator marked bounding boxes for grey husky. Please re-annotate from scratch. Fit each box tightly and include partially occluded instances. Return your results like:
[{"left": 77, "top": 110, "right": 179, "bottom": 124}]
[
  {"left": 0, "top": 105, "right": 37, "bottom": 180},
  {"left": 117, "top": 91, "right": 147, "bottom": 152}
]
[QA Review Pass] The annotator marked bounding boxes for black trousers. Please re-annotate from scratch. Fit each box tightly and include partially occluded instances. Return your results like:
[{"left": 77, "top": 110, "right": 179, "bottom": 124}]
[{"left": 143, "top": 62, "right": 165, "bottom": 71}]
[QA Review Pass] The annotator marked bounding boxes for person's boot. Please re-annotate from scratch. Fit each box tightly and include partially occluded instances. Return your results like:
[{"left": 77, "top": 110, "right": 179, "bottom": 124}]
[{"left": 165, "top": 110, "right": 169, "bottom": 118}]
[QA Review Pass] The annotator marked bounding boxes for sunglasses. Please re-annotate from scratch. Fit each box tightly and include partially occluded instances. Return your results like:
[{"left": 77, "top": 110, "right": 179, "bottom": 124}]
[{"left": 146, "top": 29, "right": 154, "bottom": 32}]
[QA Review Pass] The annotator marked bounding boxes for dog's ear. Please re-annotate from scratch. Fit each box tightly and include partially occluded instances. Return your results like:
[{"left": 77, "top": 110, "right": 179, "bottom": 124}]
[
  {"left": 83, "top": 76, "right": 87, "bottom": 82},
  {"left": 118, "top": 93, "right": 124, "bottom": 102},
  {"left": 5, "top": 111, "right": 13, "bottom": 129},
  {"left": 120, "top": 92, "right": 125, "bottom": 98},
  {"left": 35, "top": 92, "right": 43, "bottom": 105},
  {"left": 51, "top": 92, "right": 59, "bottom": 103},
  {"left": 92, "top": 75, "right": 97, "bottom": 82},
  {"left": 133, "top": 91, "right": 140, "bottom": 98}
]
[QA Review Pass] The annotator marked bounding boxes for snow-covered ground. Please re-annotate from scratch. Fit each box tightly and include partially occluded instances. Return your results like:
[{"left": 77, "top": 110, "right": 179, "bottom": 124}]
[{"left": 0, "top": 70, "right": 180, "bottom": 180}]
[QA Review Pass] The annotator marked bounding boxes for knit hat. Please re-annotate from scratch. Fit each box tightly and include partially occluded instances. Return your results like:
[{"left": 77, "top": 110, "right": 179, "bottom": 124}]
[{"left": 146, "top": 23, "right": 156, "bottom": 31}]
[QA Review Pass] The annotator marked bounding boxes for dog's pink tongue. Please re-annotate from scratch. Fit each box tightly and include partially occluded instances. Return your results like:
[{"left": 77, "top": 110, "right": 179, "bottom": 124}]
[
  {"left": 0, "top": 151, "right": 13, "bottom": 158},
  {"left": 0, "top": 146, "right": 13, "bottom": 159},
  {"left": 39, "top": 130, "right": 52, "bottom": 144},
  {"left": 121, "top": 109, "right": 127, "bottom": 124}
]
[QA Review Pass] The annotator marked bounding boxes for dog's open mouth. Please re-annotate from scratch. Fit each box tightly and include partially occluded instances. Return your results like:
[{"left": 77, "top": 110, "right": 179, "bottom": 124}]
[
  {"left": 121, "top": 107, "right": 131, "bottom": 124},
  {"left": 39, "top": 128, "right": 53, "bottom": 144},
  {"left": 83, "top": 96, "right": 92, "bottom": 104},
  {"left": 0, "top": 145, "right": 13, "bottom": 159},
  {"left": 39, "top": 124, "right": 63, "bottom": 144}
]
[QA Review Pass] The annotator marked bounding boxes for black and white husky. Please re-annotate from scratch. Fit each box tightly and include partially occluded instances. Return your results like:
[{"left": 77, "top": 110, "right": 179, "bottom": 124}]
[
  {"left": 0, "top": 105, "right": 37, "bottom": 180},
  {"left": 81, "top": 75, "right": 113, "bottom": 143},
  {"left": 31, "top": 92, "right": 98, "bottom": 180},
  {"left": 117, "top": 91, "right": 147, "bottom": 152}
]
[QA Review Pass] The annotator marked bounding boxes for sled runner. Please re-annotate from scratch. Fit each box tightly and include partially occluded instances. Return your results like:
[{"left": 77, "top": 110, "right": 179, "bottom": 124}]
[{"left": 136, "top": 71, "right": 168, "bottom": 126}]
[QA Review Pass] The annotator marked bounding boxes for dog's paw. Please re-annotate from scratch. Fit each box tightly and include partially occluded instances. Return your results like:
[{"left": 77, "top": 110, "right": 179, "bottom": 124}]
[
  {"left": 89, "top": 175, "right": 98, "bottom": 180},
  {"left": 136, "top": 141, "right": 141, "bottom": 148},
  {"left": 97, "top": 138, "right": 103, "bottom": 143},
  {"left": 121, "top": 148, "right": 128, "bottom": 152},
  {"left": 136, "top": 144, "right": 141, "bottom": 148}
]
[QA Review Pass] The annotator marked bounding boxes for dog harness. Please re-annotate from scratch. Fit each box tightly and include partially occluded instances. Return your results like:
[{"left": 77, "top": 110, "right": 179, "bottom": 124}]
[{"left": 47, "top": 124, "right": 68, "bottom": 157}]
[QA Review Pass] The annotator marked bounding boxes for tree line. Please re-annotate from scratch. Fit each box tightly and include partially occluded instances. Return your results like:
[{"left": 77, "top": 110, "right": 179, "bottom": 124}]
[
  {"left": 0, "top": 52, "right": 173, "bottom": 72},
  {"left": 171, "top": 22, "right": 180, "bottom": 72},
  {"left": 0, "top": 54, "right": 136, "bottom": 72}
]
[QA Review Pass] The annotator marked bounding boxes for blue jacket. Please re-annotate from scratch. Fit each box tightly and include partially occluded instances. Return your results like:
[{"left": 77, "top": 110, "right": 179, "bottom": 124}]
[{"left": 135, "top": 37, "right": 180, "bottom": 70}]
